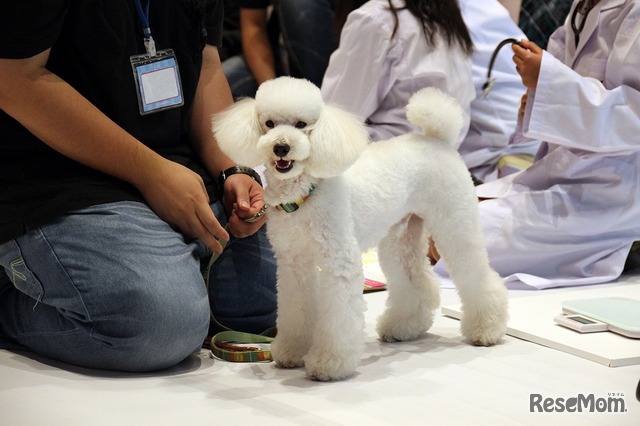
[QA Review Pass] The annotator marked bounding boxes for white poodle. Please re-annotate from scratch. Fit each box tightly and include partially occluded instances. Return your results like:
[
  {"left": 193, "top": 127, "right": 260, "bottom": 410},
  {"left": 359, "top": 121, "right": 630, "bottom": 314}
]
[{"left": 212, "top": 77, "right": 508, "bottom": 381}]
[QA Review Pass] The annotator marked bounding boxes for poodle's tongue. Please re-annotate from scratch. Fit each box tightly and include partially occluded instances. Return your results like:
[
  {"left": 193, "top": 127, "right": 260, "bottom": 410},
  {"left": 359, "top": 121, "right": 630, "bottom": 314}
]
[{"left": 276, "top": 159, "right": 293, "bottom": 173}]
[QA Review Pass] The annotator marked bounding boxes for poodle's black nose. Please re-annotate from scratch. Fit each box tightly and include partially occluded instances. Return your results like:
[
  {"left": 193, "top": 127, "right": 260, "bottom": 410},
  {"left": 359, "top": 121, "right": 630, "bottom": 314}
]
[{"left": 273, "top": 143, "right": 290, "bottom": 157}]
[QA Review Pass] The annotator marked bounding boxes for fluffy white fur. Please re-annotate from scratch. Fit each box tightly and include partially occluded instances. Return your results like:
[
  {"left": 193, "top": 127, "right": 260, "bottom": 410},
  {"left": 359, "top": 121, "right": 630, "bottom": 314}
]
[{"left": 212, "top": 77, "right": 508, "bottom": 381}]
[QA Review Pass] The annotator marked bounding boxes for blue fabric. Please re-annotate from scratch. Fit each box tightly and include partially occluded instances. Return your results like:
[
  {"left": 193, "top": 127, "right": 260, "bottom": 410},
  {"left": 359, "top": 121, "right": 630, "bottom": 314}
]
[
  {"left": 222, "top": 54, "right": 260, "bottom": 99},
  {"left": 0, "top": 201, "right": 276, "bottom": 372}
]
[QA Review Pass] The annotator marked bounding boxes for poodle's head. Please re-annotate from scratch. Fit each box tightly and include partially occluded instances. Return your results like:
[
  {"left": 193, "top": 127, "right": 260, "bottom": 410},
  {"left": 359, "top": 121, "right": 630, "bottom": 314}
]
[{"left": 212, "top": 77, "right": 369, "bottom": 180}]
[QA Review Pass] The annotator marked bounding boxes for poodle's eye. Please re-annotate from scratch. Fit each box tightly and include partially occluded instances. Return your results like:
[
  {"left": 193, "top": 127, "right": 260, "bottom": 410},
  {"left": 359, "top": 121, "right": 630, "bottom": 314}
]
[
  {"left": 265, "top": 120, "right": 275, "bottom": 128},
  {"left": 295, "top": 121, "right": 307, "bottom": 129}
]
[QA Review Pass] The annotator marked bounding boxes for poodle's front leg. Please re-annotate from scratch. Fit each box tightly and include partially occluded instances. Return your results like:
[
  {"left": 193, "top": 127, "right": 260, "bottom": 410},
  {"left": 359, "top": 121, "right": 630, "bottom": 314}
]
[
  {"left": 303, "top": 241, "right": 366, "bottom": 381},
  {"left": 270, "top": 256, "right": 317, "bottom": 369}
]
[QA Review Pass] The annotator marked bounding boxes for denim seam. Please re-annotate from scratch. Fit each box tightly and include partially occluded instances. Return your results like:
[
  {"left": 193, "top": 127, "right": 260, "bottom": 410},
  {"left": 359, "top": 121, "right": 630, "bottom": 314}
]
[{"left": 37, "top": 227, "right": 94, "bottom": 324}]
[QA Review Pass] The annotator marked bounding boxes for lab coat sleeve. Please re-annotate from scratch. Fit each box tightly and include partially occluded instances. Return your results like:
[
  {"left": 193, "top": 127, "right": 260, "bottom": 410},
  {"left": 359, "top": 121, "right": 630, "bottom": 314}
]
[
  {"left": 523, "top": 36, "right": 640, "bottom": 154},
  {"left": 545, "top": 25, "right": 567, "bottom": 62},
  {"left": 320, "top": 11, "right": 391, "bottom": 122}
]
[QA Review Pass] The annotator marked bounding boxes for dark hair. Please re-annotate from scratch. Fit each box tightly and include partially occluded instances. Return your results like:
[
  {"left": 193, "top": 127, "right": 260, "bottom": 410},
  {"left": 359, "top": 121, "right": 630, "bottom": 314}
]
[{"left": 334, "top": 0, "right": 473, "bottom": 56}]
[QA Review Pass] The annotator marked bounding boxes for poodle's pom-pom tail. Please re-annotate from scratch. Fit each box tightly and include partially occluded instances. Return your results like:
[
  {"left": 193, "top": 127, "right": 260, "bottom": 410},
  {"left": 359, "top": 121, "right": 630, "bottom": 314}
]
[{"left": 406, "top": 87, "right": 464, "bottom": 145}]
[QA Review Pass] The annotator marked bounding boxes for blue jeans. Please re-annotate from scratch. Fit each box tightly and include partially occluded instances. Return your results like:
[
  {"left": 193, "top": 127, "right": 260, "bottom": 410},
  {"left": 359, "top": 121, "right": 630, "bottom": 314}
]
[
  {"left": 222, "top": 54, "right": 259, "bottom": 99},
  {"left": 223, "top": 0, "right": 336, "bottom": 99},
  {"left": 0, "top": 201, "right": 276, "bottom": 372}
]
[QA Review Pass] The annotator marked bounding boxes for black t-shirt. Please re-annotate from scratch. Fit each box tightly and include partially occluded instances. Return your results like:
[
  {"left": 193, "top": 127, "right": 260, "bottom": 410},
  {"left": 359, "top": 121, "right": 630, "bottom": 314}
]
[
  {"left": 236, "top": 0, "right": 269, "bottom": 7},
  {"left": 0, "top": 0, "right": 224, "bottom": 244},
  {"left": 220, "top": 0, "right": 241, "bottom": 62}
]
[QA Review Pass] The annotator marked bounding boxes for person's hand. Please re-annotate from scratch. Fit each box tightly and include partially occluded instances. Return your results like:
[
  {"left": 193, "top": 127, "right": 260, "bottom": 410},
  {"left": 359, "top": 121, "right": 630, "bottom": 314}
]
[
  {"left": 519, "top": 92, "right": 528, "bottom": 120},
  {"left": 221, "top": 174, "right": 267, "bottom": 238},
  {"left": 137, "top": 159, "right": 229, "bottom": 253},
  {"left": 513, "top": 39, "right": 543, "bottom": 91}
]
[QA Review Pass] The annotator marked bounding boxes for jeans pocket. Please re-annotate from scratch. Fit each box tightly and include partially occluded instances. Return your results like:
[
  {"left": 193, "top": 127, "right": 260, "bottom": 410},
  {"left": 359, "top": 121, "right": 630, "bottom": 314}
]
[{"left": 0, "top": 240, "right": 45, "bottom": 303}]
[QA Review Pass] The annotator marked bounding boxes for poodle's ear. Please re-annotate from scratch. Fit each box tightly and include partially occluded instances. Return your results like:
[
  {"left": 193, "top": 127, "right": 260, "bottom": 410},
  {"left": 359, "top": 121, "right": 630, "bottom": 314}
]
[
  {"left": 306, "top": 104, "right": 369, "bottom": 178},
  {"left": 212, "top": 98, "right": 263, "bottom": 166}
]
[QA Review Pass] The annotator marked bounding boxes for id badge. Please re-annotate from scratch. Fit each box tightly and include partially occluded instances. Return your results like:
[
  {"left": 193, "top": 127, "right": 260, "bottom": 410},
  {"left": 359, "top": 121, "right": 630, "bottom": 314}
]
[{"left": 130, "top": 49, "right": 184, "bottom": 115}]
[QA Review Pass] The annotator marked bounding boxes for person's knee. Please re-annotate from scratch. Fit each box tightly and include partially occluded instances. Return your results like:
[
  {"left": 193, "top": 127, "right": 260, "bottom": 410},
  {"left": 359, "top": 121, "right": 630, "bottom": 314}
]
[{"left": 97, "top": 276, "right": 210, "bottom": 372}]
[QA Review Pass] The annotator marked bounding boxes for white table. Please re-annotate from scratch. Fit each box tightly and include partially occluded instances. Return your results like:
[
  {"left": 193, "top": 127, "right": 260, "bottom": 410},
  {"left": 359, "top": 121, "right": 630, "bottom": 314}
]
[{"left": 1, "top": 281, "right": 639, "bottom": 426}]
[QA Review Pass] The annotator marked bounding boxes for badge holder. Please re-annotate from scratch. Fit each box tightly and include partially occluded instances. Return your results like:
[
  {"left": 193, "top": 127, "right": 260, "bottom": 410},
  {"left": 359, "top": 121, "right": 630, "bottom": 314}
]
[
  {"left": 130, "top": 0, "right": 184, "bottom": 115},
  {"left": 130, "top": 49, "right": 184, "bottom": 115}
]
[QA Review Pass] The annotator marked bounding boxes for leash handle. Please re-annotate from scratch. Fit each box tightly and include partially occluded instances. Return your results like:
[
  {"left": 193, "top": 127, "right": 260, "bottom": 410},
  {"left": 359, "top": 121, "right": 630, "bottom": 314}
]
[{"left": 210, "top": 331, "right": 274, "bottom": 362}]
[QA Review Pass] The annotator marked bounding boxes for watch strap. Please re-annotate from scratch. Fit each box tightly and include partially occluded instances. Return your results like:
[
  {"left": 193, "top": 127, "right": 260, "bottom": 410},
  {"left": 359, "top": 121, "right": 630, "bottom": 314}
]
[{"left": 218, "top": 166, "right": 263, "bottom": 190}]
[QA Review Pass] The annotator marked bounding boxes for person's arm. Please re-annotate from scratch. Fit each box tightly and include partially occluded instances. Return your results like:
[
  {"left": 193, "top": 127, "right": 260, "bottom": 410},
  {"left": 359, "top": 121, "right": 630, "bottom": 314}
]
[
  {"left": 0, "top": 49, "right": 229, "bottom": 252},
  {"left": 522, "top": 51, "right": 640, "bottom": 154},
  {"left": 240, "top": 7, "right": 277, "bottom": 84},
  {"left": 321, "top": 10, "right": 390, "bottom": 123},
  {"left": 189, "top": 45, "right": 267, "bottom": 238}
]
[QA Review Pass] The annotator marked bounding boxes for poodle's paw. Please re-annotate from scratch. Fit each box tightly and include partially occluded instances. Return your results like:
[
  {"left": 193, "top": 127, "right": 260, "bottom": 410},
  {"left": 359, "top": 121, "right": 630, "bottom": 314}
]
[
  {"left": 460, "top": 292, "right": 509, "bottom": 346},
  {"left": 303, "top": 344, "right": 362, "bottom": 381},
  {"left": 274, "top": 357, "right": 305, "bottom": 369},
  {"left": 271, "top": 337, "right": 306, "bottom": 369},
  {"left": 376, "top": 308, "right": 434, "bottom": 342},
  {"left": 461, "top": 317, "right": 507, "bottom": 346}
]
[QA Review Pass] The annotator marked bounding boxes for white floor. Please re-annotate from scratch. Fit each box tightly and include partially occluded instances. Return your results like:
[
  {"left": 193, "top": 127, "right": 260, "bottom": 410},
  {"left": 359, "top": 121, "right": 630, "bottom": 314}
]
[{"left": 1, "top": 279, "right": 639, "bottom": 426}]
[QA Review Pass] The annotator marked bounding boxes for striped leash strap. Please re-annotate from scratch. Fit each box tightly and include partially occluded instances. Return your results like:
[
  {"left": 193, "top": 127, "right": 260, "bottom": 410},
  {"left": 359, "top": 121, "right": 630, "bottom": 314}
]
[
  {"left": 210, "top": 330, "right": 274, "bottom": 362},
  {"left": 203, "top": 224, "right": 275, "bottom": 362}
]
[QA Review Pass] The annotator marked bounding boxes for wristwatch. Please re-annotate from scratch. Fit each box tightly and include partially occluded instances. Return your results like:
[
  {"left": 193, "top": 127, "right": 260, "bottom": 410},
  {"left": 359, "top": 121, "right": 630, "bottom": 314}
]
[{"left": 218, "top": 166, "right": 263, "bottom": 190}]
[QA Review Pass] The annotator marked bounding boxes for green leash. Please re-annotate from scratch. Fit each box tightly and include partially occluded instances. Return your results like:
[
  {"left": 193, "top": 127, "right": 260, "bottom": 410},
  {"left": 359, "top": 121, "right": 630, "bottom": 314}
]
[{"left": 203, "top": 226, "right": 275, "bottom": 362}]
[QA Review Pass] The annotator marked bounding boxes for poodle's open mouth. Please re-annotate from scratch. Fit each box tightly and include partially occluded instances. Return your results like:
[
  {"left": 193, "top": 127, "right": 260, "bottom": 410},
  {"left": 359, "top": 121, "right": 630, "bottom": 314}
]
[{"left": 275, "top": 159, "right": 294, "bottom": 173}]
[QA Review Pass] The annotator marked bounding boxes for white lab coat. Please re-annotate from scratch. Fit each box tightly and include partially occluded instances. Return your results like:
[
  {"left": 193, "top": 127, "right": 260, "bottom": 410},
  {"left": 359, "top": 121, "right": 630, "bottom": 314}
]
[
  {"left": 321, "top": 0, "right": 475, "bottom": 146},
  {"left": 436, "top": 0, "right": 640, "bottom": 289},
  {"left": 458, "top": 0, "right": 540, "bottom": 182}
]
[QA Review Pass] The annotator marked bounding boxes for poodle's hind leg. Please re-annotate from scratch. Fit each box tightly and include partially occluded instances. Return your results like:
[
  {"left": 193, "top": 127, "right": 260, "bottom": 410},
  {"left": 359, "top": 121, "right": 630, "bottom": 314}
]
[
  {"left": 270, "top": 258, "right": 317, "bottom": 369},
  {"left": 430, "top": 201, "right": 508, "bottom": 346},
  {"left": 376, "top": 215, "right": 440, "bottom": 342}
]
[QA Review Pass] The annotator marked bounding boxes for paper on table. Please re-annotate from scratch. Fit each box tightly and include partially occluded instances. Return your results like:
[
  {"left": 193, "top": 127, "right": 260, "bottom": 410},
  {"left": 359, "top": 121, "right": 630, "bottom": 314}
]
[{"left": 362, "top": 248, "right": 387, "bottom": 292}]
